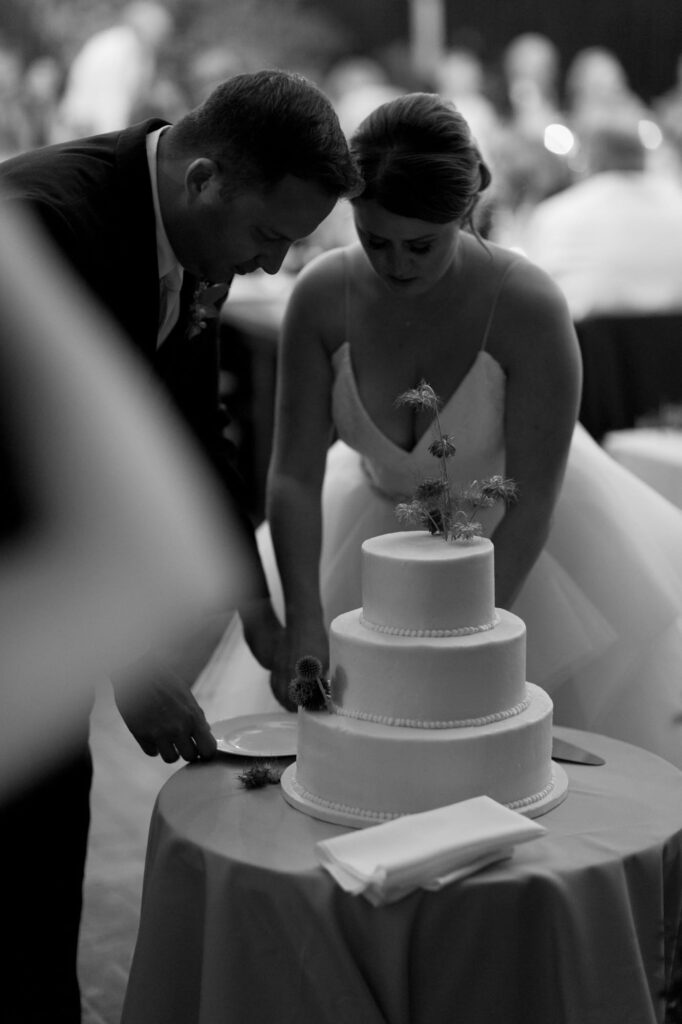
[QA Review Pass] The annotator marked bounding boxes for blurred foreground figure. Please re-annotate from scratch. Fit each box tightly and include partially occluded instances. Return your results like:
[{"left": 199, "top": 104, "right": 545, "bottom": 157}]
[
  {"left": 0, "top": 69, "right": 358, "bottom": 1023},
  {"left": 0, "top": 201, "right": 253, "bottom": 1020},
  {"left": 0, "top": 205, "right": 252, "bottom": 798}
]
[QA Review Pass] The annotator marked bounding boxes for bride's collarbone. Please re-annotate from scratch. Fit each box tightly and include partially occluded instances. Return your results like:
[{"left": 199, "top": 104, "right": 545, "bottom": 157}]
[{"left": 353, "top": 322, "right": 483, "bottom": 390}]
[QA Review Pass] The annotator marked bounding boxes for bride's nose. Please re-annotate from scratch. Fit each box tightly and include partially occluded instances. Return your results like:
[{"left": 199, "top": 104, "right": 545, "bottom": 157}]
[{"left": 385, "top": 247, "right": 412, "bottom": 277}]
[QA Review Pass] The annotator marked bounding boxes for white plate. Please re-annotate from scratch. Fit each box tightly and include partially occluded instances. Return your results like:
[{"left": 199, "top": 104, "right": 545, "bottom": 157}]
[{"left": 212, "top": 713, "right": 297, "bottom": 757}]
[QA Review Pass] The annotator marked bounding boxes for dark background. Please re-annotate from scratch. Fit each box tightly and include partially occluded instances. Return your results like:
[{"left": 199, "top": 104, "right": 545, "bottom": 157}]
[
  {"left": 320, "top": 0, "right": 682, "bottom": 102},
  {"left": 3, "top": 0, "right": 681, "bottom": 105}
]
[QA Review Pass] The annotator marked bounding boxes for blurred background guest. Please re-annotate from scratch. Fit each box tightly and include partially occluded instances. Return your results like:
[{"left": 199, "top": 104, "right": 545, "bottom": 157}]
[
  {"left": 500, "top": 31, "right": 563, "bottom": 141},
  {"left": 323, "top": 54, "right": 404, "bottom": 138},
  {"left": 520, "top": 121, "right": 682, "bottom": 320},
  {"left": 564, "top": 45, "right": 649, "bottom": 137},
  {"left": 51, "top": 0, "right": 174, "bottom": 140},
  {"left": 21, "top": 53, "right": 63, "bottom": 148},
  {"left": 0, "top": 39, "right": 32, "bottom": 158},
  {"left": 653, "top": 51, "right": 682, "bottom": 178},
  {"left": 433, "top": 45, "right": 501, "bottom": 165}
]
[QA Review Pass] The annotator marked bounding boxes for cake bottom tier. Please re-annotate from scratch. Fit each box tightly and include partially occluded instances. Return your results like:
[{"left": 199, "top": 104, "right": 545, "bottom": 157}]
[{"left": 282, "top": 683, "right": 568, "bottom": 826}]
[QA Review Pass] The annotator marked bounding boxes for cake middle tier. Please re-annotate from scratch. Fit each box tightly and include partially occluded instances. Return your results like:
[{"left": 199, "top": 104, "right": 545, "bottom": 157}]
[{"left": 330, "top": 607, "right": 527, "bottom": 725}]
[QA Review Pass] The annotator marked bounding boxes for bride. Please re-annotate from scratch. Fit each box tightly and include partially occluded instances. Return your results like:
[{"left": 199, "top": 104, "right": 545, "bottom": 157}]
[{"left": 200, "top": 92, "right": 682, "bottom": 768}]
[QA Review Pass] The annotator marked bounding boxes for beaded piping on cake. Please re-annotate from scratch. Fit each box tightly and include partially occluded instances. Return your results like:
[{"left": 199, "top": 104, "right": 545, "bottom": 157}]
[
  {"left": 358, "top": 612, "right": 500, "bottom": 637},
  {"left": 330, "top": 691, "right": 531, "bottom": 729},
  {"left": 287, "top": 767, "right": 559, "bottom": 822}
]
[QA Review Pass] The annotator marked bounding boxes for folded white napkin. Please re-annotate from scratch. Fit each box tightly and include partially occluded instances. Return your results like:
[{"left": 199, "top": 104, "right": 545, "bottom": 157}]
[{"left": 316, "top": 796, "right": 546, "bottom": 906}]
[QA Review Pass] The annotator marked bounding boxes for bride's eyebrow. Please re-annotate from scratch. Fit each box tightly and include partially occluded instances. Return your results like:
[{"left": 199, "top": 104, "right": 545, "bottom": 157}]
[{"left": 362, "top": 228, "right": 436, "bottom": 244}]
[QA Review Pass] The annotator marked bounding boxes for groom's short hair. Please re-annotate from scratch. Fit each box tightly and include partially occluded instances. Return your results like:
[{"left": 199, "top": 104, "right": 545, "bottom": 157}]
[{"left": 170, "top": 68, "right": 361, "bottom": 199}]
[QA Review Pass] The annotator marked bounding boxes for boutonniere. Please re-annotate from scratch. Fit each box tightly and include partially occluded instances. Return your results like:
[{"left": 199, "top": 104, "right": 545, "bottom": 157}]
[
  {"left": 186, "top": 279, "right": 231, "bottom": 339},
  {"left": 394, "top": 380, "right": 519, "bottom": 541}
]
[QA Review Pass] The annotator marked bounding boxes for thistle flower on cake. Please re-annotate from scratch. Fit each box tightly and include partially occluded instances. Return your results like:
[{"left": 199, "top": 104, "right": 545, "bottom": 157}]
[
  {"left": 288, "top": 655, "right": 332, "bottom": 712},
  {"left": 395, "top": 380, "right": 518, "bottom": 541}
]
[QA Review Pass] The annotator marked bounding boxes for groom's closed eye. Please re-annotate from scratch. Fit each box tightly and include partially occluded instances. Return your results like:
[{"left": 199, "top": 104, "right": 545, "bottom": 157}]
[{"left": 258, "top": 228, "right": 291, "bottom": 243}]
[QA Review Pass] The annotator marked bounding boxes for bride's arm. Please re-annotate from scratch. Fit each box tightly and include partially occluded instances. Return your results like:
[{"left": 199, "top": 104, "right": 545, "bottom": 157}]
[
  {"left": 266, "top": 253, "right": 342, "bottom": 705},
  {"left": 487, "top": 258, "right": 582, "bottom": 609}
]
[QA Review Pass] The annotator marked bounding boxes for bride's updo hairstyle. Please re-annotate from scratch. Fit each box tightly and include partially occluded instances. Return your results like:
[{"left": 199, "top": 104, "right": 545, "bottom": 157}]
[{"left": 349, "top": 92, "right": 491, "bottom": 230}]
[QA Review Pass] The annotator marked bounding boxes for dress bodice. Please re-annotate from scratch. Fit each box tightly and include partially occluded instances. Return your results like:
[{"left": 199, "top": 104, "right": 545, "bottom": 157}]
[{"left": 331, "top": 341, "right": 506, "bottom": 504}]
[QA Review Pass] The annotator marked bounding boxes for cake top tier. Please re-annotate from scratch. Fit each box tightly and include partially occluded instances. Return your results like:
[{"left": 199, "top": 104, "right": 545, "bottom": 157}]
[{"left": 360, "top": 531, "right": 496, "bottom": 635}]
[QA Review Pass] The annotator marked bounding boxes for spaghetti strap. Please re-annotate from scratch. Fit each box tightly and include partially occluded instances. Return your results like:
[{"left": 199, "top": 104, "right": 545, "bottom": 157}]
[
  {"left": 342, "top": 248, "right": 351, "bottom": 348},
  {"left": 480, "top": 258, "right": 521, "bottom": 352}
]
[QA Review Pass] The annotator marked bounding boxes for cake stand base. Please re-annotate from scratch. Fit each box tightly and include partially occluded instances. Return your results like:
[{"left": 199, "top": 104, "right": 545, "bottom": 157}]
[{"left": 280, "top": 762, "right": 569, "bottom": 830}]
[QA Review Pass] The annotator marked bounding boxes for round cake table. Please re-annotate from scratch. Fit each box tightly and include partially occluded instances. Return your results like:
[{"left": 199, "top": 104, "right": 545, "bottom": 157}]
[{"left": 121, "top": 727, "right": 682, "bottom": 1024}]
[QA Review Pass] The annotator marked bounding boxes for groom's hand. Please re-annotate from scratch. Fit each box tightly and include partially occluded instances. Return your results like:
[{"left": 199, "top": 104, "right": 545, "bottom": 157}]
[{"left": 111, "top": 623, "right": 228, "bottom": 762}]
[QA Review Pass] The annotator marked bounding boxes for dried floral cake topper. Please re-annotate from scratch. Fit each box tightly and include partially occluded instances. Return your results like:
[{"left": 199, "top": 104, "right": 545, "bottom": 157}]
[
  {"left": 288, "top": 656, "right": 332, "bottom": 712},
  {"left": 394, "top": 381, "right": 518, "bottom": 540}
]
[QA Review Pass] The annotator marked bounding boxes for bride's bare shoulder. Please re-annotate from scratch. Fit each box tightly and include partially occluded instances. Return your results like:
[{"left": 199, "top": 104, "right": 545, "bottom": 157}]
[
  {"left": 289, "top": 243, "right": 361, "bottom": 299},
  {"left": 284, "top": 243, "right": 363, "bottom": 342}
]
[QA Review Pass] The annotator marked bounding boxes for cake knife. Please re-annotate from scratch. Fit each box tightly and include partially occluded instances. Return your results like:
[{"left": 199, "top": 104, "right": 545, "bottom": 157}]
[{"left": 552, "top": 735, "right": 605, "bottom": 765}]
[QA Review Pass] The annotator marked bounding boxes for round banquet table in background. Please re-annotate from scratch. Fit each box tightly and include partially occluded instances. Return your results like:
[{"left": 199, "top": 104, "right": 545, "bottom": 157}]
[
  {"left": 121, "top": 727, "right": 682, "bottom": 1024},
  {"left": 603, "top": 428, "right": 682, "bottom": 510}
]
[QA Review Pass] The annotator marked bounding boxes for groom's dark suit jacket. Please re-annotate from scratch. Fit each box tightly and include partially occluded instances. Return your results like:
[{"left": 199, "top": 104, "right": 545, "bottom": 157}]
[{"left": 0, "top": 118, "right": 267, "bottom": 601}]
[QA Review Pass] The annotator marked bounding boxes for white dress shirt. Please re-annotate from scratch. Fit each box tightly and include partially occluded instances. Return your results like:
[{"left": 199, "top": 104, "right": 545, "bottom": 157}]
[{"left": 146, "top": 125, "right": 184, "bottom": 347}]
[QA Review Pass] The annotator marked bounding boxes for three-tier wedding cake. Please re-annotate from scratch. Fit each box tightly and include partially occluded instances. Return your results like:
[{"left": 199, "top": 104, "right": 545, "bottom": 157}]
[{"left": 281, "top": 530, "right": 568, "bottom": 827}]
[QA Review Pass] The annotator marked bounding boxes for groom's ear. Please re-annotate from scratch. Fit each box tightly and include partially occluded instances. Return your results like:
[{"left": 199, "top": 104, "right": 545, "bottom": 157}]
[{"left": 185, "top": 158, "right": 221, "bottom": 202}]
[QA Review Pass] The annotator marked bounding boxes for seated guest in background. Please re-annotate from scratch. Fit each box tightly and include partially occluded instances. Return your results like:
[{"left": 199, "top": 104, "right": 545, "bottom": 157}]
[
  {"left": 520, "top": 122, "right": 682, "bottom": 320},
  {"left": 210, "top": 93, "right": 682, "bottom": 778},
  {"left": 432, "top": 46, "right": 502, "bottom": 169},
  {"left": 0, "top": 67, "right": 358, "bottom": 1023},
  {"left": 500, "top": 32, "right": 564, "bottom": 141},
  {"left": 564, "top": 46, "right": 648, "bottom": 139},
  {"left": 653, "top": 52, "right": 682, "bottom": 180}
]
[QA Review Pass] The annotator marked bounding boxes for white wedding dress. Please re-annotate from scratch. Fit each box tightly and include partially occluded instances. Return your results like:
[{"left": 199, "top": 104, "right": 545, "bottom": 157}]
[{"left": 197, "top": 341, "right": 682, "bottom": 769}]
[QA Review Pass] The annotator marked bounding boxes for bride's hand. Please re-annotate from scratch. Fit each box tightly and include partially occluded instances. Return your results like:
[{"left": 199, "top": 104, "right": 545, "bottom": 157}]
[
  {"left": 269, "top": 625, "right": 329, "bottom": 712},
  {"left": 239, "top": 598, "right": 285, "bottom": 670}
]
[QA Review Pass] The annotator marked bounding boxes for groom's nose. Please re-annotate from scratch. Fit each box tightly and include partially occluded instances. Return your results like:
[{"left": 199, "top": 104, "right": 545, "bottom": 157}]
[{"left": 259, "top": 239, "right": 290, "bottom": 275}]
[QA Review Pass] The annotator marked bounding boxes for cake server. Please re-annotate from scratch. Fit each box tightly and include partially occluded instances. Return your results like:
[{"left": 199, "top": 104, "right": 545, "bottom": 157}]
[{"left": 552, "top": 735, "right": 605, "bottom": 765}]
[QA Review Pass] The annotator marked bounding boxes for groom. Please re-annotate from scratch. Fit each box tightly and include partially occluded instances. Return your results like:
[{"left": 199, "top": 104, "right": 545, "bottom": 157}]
[{"left": 0, "top": 68, "right": 359, "bottom": 1022}]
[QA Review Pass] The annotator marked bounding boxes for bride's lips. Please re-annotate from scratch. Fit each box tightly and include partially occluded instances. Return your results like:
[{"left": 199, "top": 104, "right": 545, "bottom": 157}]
[{"left": 387, "top": 275, "right": 417, "bottom": 288}]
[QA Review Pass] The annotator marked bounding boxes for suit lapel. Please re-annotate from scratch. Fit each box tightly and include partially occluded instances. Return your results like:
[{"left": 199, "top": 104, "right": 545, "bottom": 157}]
[{"left": 112, "top": 119, "right": 169, "bottom": 358}]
